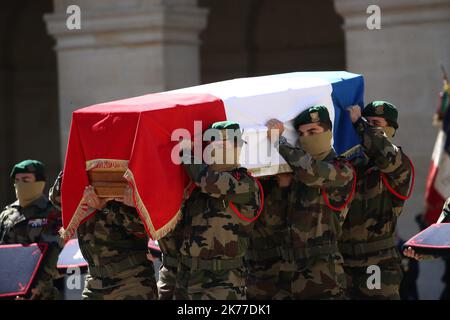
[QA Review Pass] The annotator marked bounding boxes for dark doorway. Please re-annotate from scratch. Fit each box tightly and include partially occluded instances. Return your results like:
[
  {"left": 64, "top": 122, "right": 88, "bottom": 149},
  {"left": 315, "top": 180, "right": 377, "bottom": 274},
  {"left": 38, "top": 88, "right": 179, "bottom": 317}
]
[
  {"left": 199, "top": 0, "right": 346, "bottom": 83},
  {"left": 0, "top": 0, "right": 60, "bottom": 205}
]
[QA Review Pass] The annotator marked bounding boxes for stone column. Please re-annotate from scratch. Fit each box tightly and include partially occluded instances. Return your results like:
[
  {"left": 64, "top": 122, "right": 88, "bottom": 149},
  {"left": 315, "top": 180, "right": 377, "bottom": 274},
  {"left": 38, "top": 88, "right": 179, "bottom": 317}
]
[
  {"left": 44, "top": 0, "right": 208, "bottom": 158},
  {"left": 334, "top": 0, "right": 450, "bottom": 298}
]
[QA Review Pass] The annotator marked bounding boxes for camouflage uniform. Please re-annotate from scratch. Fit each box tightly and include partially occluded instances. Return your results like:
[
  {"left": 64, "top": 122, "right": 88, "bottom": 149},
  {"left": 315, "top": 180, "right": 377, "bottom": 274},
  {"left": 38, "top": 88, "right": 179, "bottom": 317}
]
[
  {"left": 339, "top": 117, "right": 412, "bottom": 300},
  {"left": 0, "top": 196, "right": 63, "bottom": 299},
  {"left": 49, "top": 173, "right": 157, "bottom": 300},
  {"left": 275, "top": 135, "right": 355, "bottom": 300},
  {"left": 157, "top": 218, "right": 184, "bottom": 300},
  {"left": 174, "top": 160, "right": 261, "bottom": 300},
  {"left": 246, "top": 177, "right": 288, "bottom": 300}
]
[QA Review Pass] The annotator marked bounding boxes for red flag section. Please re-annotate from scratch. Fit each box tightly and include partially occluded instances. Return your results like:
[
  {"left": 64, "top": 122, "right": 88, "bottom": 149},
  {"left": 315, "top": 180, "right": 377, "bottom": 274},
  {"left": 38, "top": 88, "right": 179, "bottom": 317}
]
[{"left": 61, "top": 93, "right": 226, "bottom": 241}]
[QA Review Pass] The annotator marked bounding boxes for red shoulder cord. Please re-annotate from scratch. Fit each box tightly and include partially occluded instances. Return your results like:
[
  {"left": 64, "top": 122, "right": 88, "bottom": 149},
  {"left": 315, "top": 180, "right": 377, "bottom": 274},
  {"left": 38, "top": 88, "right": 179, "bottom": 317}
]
[
  {"left": 229, "top": 173, "right": 265, "bottom": 223},
  {"left": 321, "top": 162, "right": 357, "bottom": 212},
  {"left": 380, "top": 155, "right": 415, "bottom": 200}
]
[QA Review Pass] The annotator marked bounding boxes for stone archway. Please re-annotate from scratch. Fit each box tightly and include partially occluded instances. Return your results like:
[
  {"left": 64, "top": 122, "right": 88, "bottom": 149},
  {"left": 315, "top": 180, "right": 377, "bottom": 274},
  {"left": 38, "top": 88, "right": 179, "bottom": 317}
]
[
  {"left": 0, "top": 0, "right": 60, "bottom": 204},
  {"left": 199, "top": 0, "right": 346, "bottom": 83}
]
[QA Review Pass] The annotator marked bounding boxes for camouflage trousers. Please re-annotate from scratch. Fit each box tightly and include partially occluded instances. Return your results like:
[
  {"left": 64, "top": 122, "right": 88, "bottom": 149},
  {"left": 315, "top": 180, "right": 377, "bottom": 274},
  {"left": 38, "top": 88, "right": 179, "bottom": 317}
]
[
  {"left": 246, "top": 256, "right": 282, "bottom": 300},
  {"left": 175, "top": 265, "right": 247, "bottom": 300},
  {"left": 344, "top": 262, "right": 402, "bottom": 300},
  {"left": 82, "top": 261, "right": 157, "bottom": 300},
  {"left": 157, "top": 265, "right": 177, "bottom": 300},
  {"left": 275, "top": 255, "right": 347, "bottom": 300}
]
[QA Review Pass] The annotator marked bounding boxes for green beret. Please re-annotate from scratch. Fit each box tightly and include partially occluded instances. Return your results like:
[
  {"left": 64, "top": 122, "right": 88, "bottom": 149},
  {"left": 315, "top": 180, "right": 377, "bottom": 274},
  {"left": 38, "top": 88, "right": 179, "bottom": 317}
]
[
  {"left": 293, "top": 105, "right": 332, "bottom": 130},
  {"left": 10, "top": 160, "right": 46, "bottom": 181},
  {"left": 207, "top": 121, "right": 245, "bottom": 144},
  {"left": 363, "top": 101, "right": 398, "bottom": 129}
]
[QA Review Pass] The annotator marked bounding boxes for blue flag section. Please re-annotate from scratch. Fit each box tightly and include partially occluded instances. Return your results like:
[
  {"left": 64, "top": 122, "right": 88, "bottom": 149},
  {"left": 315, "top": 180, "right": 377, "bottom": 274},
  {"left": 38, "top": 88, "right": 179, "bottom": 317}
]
[
  {"left": 326, "top": 72, "right": 365, "bottom": 155},
  {"left": 0, "top": 243, "right": 47, "bottom": 298},
  {"left": 266, "top": 71, "right": 364, "bottom": 155}
]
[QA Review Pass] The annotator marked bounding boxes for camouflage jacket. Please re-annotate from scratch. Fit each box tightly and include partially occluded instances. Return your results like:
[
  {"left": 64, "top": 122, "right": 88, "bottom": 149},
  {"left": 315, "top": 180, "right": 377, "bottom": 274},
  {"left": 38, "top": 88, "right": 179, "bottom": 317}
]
[
  {"left": 180, "top": 156, "right": 261, "bottom": 261},
  {"left": 246, "top": 177, "right": 289, "bottom": 260},
  {"left": 0, "top": 195, "right": 63, "bottom": 299},
  {"left": 340, "top": 117, "right": 412, "bottom": 267},
  {"left": 77, "top": 201, "right": 150, "bottom": 274},
  {"left": 158, "top": 211, "right": 185, "bottom": 267},
  {"left": 276, "top": 136, "right": 355, "bottom": 267}
]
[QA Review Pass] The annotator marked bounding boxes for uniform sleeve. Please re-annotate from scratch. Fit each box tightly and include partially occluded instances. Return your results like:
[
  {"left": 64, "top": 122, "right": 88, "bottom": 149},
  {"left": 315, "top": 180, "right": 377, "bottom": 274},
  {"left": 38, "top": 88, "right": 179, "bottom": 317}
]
[
  {"left": 49, "top": 171, "right": 63, "bottom": 210},
  {"left": 33, "top": 208, "right": 65, "bottom": 300},
  {"left": 0, "top": 208, "right": 9, "bottom": 244},
  {"left": 354, "top": 117, "right": 412, "bottom": 200},
  {"left": 181, "top": 153, "right": 260, "bottom": 201},
  {"left": 276, "top": 136, "right": 354, "bottom": 188},
  {"left": 354, "top": 117, "right": 412, "bottom": 174}
]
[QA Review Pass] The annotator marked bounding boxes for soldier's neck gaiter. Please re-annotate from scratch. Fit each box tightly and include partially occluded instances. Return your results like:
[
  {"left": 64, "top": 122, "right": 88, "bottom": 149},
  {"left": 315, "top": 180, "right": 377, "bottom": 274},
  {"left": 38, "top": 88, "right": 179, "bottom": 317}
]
[
  {"left": 298, "top": 130, "right": 333, "bottom": 161},
  {"left": 204, "top": 143, "right": 241, "bottom": 172},
  {"left": 14, "top": 181, "right": 45, "bottom": 208},
  {"left": 382, "top": 126, "right": 396, "bottom": 141}
]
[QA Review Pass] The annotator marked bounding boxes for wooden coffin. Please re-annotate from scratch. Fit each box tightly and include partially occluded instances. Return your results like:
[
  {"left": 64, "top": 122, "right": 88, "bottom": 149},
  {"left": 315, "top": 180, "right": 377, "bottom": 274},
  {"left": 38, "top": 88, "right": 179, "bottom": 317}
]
[{"left": 87, "top": 168, "right": 128, "bottom": 198}]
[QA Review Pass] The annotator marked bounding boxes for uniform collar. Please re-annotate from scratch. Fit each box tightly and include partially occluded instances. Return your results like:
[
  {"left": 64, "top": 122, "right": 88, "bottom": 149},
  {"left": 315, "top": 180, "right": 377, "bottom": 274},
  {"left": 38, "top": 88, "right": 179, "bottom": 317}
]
[
  {"left": 11, "top": 195, "right": 48, "bottom": 209},
  {"left": 323, "top": 149, "right": 337, "bottom": 161},
  {"left": 20, "top": 195, "right": 49, "bottom": 218},
  {"left": 27, "top": 195, "right": 49, "bottom": 209}
]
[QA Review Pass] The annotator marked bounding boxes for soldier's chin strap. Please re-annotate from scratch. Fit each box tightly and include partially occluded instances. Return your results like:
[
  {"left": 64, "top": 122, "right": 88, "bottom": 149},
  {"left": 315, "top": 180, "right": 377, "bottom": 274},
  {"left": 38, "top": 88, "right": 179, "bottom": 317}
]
[
  {"left": 380, "top": 155, "right": 415, "bottom": 200},
  {"left": 321, "top": 162, "right": 357, "bottom": 212},
  {"left": 229, "top": 173, "right": 264, "bottom": 223}
]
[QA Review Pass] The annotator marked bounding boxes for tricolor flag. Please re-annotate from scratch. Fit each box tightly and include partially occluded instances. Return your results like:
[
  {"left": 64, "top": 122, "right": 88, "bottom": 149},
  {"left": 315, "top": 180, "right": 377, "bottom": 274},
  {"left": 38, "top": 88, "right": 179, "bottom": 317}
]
[
  {"left": 60, "top": 71, "right": 364, "bottom": 241},
  {"left": 424, "top": 74, "right": 450, "bottom": 225}
]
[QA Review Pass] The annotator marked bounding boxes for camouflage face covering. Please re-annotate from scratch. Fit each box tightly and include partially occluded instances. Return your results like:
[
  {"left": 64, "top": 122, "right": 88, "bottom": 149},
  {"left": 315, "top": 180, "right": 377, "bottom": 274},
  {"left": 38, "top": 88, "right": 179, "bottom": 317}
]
[
  {"left": 14, "top": 181, "right": 45, "bottom": 207},
  {"left": 298, "top": 130, "right": 332, "bottom": 160}
]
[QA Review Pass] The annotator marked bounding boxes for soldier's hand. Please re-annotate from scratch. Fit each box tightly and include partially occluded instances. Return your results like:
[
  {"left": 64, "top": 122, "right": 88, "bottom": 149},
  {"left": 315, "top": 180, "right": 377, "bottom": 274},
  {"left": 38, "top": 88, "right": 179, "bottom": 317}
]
[
  {"left": 83, "top": 185, "right": 109, "bottom": 210},
  {"left": 266, "top": 119, "right": 285, "bottom": 141},
  {"left": 403, "top": 247, "right": 424, "bottom": 260},
  {"left": 276, "top": 173, "right": 293, "bottom": 187},
  {"left": 346, "top": 105, "right": 362, "bottom": 124}
]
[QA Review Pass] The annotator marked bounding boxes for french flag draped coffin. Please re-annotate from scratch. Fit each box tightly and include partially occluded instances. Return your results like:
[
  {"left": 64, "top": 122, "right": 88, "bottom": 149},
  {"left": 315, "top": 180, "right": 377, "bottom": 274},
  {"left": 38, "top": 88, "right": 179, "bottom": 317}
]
[{"left": 61, "top": 71, "right": 365, "bottom": 241}]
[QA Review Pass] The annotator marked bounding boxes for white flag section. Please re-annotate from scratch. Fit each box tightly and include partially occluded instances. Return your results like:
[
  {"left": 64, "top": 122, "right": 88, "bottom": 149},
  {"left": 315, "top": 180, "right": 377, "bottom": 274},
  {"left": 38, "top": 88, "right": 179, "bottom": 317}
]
[{"left": 173, "top": 74, "right": 335, "bottom": 176}]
